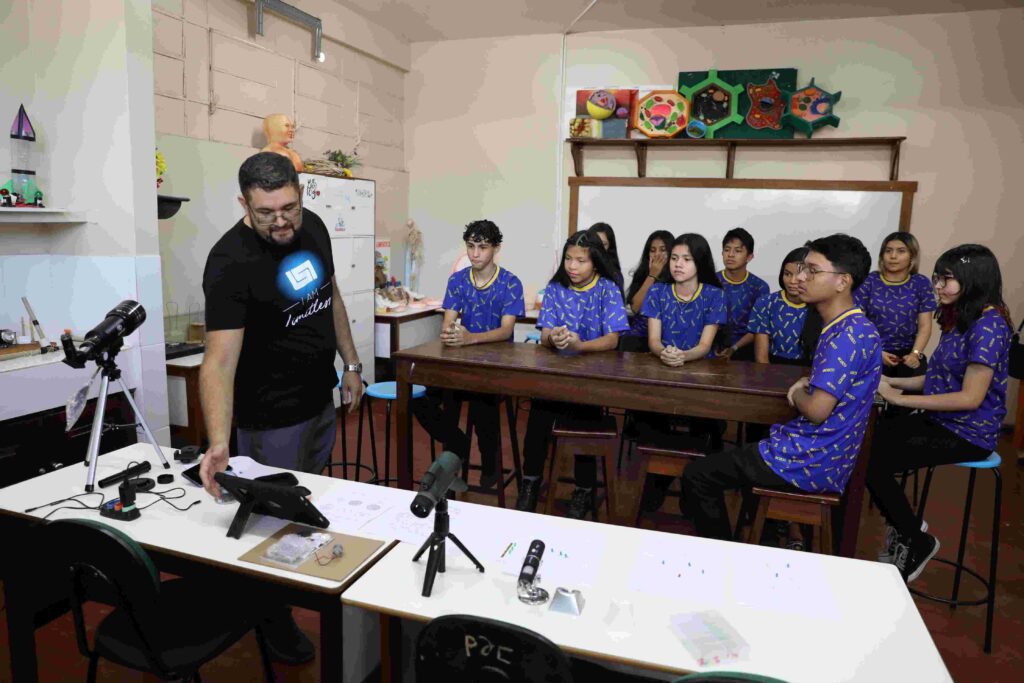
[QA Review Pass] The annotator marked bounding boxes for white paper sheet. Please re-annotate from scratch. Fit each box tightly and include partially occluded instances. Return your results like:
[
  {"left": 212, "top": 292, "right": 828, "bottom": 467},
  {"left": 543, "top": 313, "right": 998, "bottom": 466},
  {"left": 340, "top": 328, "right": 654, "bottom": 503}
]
[
  {"left": 627, "top": 536, "right": 730, "bottom": 606},
  {"left": 226, "top": 456, "right": 281, "bottom": 480},
  {"left": 499, "top": 526, "right": 606, "bottom": 589},
  {"left": 314, "top": 488, "right": 395, "bottom": 533},
  {"left": 728, "top": 545, "right": 840, "bottom": 620}
]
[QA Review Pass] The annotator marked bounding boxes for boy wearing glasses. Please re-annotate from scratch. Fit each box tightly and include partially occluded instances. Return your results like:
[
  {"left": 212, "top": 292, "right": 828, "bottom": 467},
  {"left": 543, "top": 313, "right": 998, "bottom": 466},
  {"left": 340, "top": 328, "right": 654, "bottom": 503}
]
[
  {"left": 683, "top": 234, "right": 882, "bottom": 542},
  {"left": 198, "top": 153, "right": 364, "bottom": 663}
]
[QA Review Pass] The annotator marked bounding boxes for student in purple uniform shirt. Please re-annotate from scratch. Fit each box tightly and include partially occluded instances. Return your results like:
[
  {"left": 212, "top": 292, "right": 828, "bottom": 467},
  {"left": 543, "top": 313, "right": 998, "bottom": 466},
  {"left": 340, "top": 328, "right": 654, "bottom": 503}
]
[
  {"left": 621, "top": 230, "right": 675, "bottom": 352},
  {"left": 637, "top": 233, "right": 728, "bottom": 513},
  {"left": 871, "top": 244, "right": 1012, "bottom": 583},
  {"left": 854, "top": 232, "right": 936, "bottom": 378},
  {"left": 413, "top": 220, "right": 525, "bottom": 487},
  {"left": 517, "top": 232, "right": 630, "bottom": 518},
  {"left": 716, "top": 227, "right": 770, "bottom": 361},
  {"left": 751, "top": 247, "right": 812, "bottom": 367},
  {"left": 586, "top": 222, "right": 625, "bottom": 297},
  {"left": 683, "top": 234, "right": 882, "bottom": 541}
]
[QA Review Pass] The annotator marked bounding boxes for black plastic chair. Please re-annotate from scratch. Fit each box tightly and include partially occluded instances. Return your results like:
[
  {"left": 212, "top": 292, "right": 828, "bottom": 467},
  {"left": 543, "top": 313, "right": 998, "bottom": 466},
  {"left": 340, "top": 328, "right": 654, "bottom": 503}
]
[
  {"left": 46, "top": 518, "right": 275, "bottom": 683},
  {"left": 673, "top": 673, "right": 788, "bottom": 682},
  {"left": 416, "top": 614, "right": 574, "bottom": 682}
]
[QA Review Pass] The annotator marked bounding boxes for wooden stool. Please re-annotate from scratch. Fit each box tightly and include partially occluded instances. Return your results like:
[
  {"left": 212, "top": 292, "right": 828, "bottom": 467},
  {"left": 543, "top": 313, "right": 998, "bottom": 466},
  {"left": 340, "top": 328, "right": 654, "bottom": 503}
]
[
  {"left": 632, "top": 430, "right": 709, "bottom": 526},
  {"left": 458, "top": 396, "right": 523, "bottom": 508},
  {"left": 747, "top": 488, "right": 841, "bottom": 554},
  {"left": 544, "top": 415, "right": 618, "bottom": 520}
]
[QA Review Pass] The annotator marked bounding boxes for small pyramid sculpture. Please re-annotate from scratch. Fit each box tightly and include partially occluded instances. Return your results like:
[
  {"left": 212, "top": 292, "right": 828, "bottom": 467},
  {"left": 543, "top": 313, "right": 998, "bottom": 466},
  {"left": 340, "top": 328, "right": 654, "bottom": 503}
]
[{"left": 11, "top": 105, "right": 36, "bottom": 141}]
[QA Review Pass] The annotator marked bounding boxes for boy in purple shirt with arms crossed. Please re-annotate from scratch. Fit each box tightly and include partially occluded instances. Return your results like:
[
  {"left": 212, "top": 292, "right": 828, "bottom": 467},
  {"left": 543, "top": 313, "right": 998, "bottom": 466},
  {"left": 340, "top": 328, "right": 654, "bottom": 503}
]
[{"left": 683, "top": 234, "right": 881, "bottom": 542}]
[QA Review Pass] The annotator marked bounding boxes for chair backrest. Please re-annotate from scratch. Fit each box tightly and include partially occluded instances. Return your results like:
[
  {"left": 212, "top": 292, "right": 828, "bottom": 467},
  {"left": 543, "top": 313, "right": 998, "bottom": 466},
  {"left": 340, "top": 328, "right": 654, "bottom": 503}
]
[
  {"left": 46, "top": 519, "right": 167, "bottom": 672},
  {"left": 674, "top": 673, "right": 789, "bottom": 682},
  {"left": 416, "top": 614, "right": 574, "bottom": 683}
]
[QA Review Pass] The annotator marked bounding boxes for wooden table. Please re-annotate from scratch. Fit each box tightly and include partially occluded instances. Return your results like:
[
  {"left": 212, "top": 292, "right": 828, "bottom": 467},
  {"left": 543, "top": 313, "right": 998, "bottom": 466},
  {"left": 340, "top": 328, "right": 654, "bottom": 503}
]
[
  {"left": 374, "top": 306, "right": 444, "bottom": 359},
  {"left": 166, "top": 352, "right": 205, "bottom": 446},
  {"left": 392, "top": 341, "right": 877, "bottom": 558}
]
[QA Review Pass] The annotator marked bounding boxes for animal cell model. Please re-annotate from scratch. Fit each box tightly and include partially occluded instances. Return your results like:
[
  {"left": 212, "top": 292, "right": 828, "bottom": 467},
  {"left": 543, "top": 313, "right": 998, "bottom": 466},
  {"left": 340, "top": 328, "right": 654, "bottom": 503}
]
[{"left": 745, "top": 78, "right": 785, "bottom": 130}]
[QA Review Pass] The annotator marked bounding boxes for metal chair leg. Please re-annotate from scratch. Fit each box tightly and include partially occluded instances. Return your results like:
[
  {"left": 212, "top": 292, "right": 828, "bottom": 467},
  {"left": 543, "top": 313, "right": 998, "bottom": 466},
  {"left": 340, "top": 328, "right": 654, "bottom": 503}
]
[
  {"left": 339, "top": 396, "right": 349, "bottom": 479},
  {"left": 366, "top": 396, "right": 381, "bottom": 483},
  {"left": 950, "top": 468, "right": 978, "bottom": 608},
  {"left": 984, "top": 468, "right": 1001, "bottom": 653},
  {"left": 384, "top": 400, "right": 392, "bottom": 487}
]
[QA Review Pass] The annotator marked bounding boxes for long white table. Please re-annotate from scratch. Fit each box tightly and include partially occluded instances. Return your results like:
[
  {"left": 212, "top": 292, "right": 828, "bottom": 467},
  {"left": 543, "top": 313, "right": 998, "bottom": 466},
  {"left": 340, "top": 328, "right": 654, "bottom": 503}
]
[
  {"left": 343, "top": 503, "right": 952, "bottom": 682},
  {"left": 0, "top": 443, "right": 400, "bottom": 682}
]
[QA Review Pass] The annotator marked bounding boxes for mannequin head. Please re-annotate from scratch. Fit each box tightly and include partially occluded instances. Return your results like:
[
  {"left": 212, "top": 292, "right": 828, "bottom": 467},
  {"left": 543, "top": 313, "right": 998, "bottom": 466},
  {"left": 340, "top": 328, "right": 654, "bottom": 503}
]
[{"left": 262, "top": 113, "right": 296, "bottom": 147}]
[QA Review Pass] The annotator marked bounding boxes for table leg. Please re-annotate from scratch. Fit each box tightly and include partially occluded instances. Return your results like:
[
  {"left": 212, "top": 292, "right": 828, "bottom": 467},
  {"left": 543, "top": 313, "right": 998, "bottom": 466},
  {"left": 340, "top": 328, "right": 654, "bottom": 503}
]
[
  {"left": 380, "top": 614, "right": 403, "bottom": 683},
  {"left": 5, "top": 577, "right": 39, "bottom": 683},
  {"left": 396, "top": 362, "right": 413, "bottom": 490},
  {"left": 320, "top": 601, "right": 344, "bottom": 683},
  {"left": 1013, "top": 379, "right": 1024, "bottom": 451}
]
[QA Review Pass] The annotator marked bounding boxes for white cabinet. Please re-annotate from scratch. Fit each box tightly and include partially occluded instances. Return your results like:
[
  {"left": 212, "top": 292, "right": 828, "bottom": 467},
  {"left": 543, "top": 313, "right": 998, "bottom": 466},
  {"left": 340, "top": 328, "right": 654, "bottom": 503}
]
[{"left": 300, "top": 173, "right": 376, "bottom": 396}]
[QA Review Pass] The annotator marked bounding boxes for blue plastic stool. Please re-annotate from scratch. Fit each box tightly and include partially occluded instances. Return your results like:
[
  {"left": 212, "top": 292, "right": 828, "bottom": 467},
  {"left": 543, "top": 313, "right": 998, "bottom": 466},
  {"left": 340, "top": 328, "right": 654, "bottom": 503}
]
[
  {"left": 911, "top": 452, "right": 1002, "bottom": 653},
  {"left": 525, "top": 331, "right": 541, "bottom": 344},
  {"left": 360, "top": 381, "right": 426, "bottom": 486}
]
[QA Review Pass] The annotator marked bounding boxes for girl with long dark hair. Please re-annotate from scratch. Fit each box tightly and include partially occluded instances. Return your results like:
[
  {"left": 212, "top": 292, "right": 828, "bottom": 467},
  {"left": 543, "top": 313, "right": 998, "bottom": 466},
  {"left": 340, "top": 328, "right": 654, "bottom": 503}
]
[
  {"left": 622, "top": 230, "right": 675, "bottom": 348},
  {"left": 870, "top": 244, "right": 1013, "bottom": 582},
  {"left": 517, "top": 231, "right": 630, "bottom": 519},
  {"left": 586, "top": 222, "right": 624, "bottom": 295}
]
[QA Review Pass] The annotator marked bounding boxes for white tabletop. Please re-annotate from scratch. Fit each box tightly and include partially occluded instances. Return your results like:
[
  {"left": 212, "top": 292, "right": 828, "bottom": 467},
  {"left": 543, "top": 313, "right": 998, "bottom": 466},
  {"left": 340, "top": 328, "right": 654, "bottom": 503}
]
[
  {"left": 342, "top": 504, "right": 951, "bottom": 682},
  {"left": 166, "top": 352, "right": 204, "bottom": 368},
  {"left": 0, "top": 444, "right": 397, "bottom": 593}
]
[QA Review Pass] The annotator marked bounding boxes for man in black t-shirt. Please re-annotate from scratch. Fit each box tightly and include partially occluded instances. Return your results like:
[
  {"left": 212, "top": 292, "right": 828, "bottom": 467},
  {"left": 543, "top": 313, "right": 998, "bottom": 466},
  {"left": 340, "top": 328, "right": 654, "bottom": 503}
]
[{"left": 197, "top": 152, "right": 364, "bottom": 663}]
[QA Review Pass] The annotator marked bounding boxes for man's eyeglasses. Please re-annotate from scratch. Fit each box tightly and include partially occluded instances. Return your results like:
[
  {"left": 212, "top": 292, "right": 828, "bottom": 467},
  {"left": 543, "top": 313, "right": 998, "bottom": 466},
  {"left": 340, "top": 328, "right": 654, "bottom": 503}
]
[
  {"left": 796, "top": 262, "right": 847, "bottom": 279},
  {"left": 248, "top": 202, "right": 301, "bottom": 226},
  {"left": 931, "top": 274, "right": 957, "bottom": 289}
]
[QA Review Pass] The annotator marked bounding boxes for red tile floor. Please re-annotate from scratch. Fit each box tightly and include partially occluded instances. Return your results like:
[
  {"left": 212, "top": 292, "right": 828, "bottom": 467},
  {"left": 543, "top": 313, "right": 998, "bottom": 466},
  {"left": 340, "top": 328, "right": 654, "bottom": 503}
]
[{"left": 2, "top": 401, "right": 1021, "bottom": 681}]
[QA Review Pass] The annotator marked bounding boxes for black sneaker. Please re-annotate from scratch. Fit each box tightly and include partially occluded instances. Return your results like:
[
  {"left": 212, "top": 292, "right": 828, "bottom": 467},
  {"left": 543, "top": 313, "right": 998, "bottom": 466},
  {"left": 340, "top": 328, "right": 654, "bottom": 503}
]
[
  {"left": 516, "top": 477, "right": 542, "bottom": 512},
  {"left": 640, "top": 478, "right": 668, "bottom": 514},
  {"left": 262, "top": 608, "right": 315, "bottom": 664},
  {"left": 894, "top": 533, "right": 940, "bottom": 583},
  {"left": 878, "top": 521, "right": 929, "bottom": 564},
  {"left": 567, "top": 487, "right": 593, "bottom": 520},
  {"left": 478, "top": 463, "right": 500, "bottom": 490}
]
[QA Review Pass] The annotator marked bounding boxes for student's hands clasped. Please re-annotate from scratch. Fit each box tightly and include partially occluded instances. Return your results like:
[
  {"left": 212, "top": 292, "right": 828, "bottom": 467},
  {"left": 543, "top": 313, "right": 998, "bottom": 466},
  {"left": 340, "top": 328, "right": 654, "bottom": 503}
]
[
  {"left": 549, "top": 325, "right": 581, "bottom": 351},
  {"left": 660, "top": 345, "right": 686, "bottom": 367},
  {"left": 441, "top": 321, "right": 470, "bottom": 347},
  {"left": 881, "top": 351, "right": 902, "bottom": 367},
  {"left": 876, "top": 377, "right": 905, "bottom": 405}
]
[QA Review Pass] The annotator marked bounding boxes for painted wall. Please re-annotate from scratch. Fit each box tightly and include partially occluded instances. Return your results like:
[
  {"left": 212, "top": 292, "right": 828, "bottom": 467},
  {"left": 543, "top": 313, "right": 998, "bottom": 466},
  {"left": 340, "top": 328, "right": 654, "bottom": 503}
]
[
  {"left": 152, "top": 0, "right": 409, "bottom": 314},
  {"left": 407, "top": 8, "right": 1024, "bottom": 419},
  {"left": 0, "top": 0, "right": 168, "bottom": 441}
]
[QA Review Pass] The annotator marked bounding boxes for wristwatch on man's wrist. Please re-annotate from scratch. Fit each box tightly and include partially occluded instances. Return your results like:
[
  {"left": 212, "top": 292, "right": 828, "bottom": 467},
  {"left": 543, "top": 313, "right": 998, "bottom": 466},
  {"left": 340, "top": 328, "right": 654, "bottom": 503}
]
[
  {"left": 343, "top": 362, "right": 363, "bottom": 374},
  {"left": 911, "top": 349, "right": 926, "bottom": 360}
]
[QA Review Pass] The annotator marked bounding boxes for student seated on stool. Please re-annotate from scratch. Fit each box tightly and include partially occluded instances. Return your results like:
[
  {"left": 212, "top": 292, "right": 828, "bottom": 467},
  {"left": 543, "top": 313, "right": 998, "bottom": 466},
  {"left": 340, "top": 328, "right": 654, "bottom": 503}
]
[
  {"left": 683, "top": 235, "right": 881, "bottom": 543},
  {"left": 870, "top": 244, "right": 1012, "bottom": 582},
  {"left": 412, "top": 220, "right": 525, "bottom": 488},
  {"left": 517, "top": 232, "right": 630, "bottom": 518}
]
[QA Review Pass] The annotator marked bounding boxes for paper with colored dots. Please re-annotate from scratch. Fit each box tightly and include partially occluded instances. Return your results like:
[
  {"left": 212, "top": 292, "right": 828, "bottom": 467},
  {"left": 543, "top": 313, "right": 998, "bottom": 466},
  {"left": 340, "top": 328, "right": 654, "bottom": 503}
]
[
  {"left": 499, "top": 527, "right": 605, "bottom": 588},
  {"left": 627, "top": 536, "right": 728, "bottom": 605}
]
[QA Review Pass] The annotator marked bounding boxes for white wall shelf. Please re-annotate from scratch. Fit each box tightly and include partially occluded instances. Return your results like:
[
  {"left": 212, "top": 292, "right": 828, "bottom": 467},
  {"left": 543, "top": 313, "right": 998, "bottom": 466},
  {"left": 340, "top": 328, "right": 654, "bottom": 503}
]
[{"left": 0, "top": 208, "right": 88, "bottom": 224}]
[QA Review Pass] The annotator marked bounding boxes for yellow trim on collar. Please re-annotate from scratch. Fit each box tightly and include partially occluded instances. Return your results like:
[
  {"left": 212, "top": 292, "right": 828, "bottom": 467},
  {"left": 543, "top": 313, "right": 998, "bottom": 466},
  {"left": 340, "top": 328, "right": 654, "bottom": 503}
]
[
  {"left": 822, "top": 307, "right": 863, "bottom": 335},
  {"left": 470, "top": 265, "right": 500, "bottom": 290},
  {"left": 570, "top": 274, "right": 600, "bottom": 292},
  {"left": 781, "top": 292, "right": 806, "bottom": 309},
  {"left": 673, "top": 282, "right": 702, "bottom": 303},
  {"left": 720, "top": 270, "right": 749, "bottom": 285},
  {"left": 880, "top": 273, "right": 911, "bottom": 286}
]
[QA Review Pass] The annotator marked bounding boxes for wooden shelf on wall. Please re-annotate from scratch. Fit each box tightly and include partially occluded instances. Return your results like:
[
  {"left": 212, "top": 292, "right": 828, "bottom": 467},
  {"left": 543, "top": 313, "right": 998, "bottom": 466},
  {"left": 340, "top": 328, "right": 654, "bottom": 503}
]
[
  {"left": 0, "top": 208, "right": 88, "bottom": 224},
  {"left": 566, "top": 136, "right": 906, "bottom": 180}
]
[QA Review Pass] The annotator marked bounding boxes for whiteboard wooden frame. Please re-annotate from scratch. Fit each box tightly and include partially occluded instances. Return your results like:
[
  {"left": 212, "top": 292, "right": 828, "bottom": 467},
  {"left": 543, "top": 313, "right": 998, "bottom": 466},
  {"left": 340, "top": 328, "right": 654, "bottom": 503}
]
[{"left": 568, "top": 176, "right": 919, "bottom": 238}]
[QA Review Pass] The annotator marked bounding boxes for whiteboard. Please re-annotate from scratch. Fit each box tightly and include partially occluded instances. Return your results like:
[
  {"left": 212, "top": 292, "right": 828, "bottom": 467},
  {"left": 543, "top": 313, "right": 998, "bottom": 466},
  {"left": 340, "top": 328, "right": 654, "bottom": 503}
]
[
  {"left": 572, "top": 179, "right": 916, "bottom": 289},
  {"left": 299, "top": 174, "right": 375, "bottom": 237}
]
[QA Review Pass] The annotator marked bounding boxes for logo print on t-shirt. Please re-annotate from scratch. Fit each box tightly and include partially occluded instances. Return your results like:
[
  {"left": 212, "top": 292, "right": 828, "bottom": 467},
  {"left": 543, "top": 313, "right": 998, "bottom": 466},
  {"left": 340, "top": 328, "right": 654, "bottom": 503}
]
[
  {"left": 276, "top": 250, "right": 324, "bottom": 301},
  {"left": 285, "top": 259, "right": 318, "bottom": 291}
]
